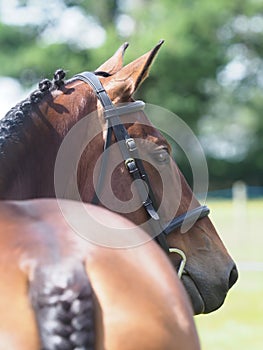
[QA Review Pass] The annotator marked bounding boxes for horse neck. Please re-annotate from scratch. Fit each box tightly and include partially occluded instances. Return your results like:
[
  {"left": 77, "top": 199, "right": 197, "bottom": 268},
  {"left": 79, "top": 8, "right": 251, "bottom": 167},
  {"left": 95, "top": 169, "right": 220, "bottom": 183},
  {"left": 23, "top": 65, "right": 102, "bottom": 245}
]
[
  {"left": 0, "top": 103, "right": 62, "bottom": 199},
  {"left": 0, "top": 83, "right": 101, "bottom": 200}
]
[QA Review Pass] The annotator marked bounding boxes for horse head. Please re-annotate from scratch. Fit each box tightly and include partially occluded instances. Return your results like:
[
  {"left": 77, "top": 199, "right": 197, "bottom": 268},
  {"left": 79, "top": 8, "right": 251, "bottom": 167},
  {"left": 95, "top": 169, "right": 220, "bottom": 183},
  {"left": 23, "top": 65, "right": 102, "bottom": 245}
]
[
  {"left": 0, "top": 41, "right": 238, "bottom": 314},
  {"left": 56, "top": 41, "right": 238, "bottom": 314}
]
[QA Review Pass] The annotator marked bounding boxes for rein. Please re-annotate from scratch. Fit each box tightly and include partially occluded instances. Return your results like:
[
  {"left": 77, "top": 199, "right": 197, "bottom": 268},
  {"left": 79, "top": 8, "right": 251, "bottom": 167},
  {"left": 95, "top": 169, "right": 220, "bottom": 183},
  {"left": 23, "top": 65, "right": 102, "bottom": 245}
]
[{"left": 74, "top": 72, "right": 210, "bottom": 275}]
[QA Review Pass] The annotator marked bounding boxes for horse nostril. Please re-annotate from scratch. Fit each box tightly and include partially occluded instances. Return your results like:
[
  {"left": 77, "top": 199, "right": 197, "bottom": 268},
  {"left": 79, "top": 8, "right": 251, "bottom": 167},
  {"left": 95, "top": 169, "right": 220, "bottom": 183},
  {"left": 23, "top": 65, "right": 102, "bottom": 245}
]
[{"left": 228, "top": 264, "right": 238, "bottom": 289}]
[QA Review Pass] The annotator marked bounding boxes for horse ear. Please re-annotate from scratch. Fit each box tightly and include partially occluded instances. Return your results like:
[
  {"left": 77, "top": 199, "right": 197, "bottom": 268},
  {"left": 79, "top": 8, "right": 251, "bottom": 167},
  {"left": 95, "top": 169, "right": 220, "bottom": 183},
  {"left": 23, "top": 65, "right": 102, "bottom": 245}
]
[
  {"left": 110, "top": 40, "right": 164, "bottom": 99},
  {"left": 96, "top": 42, "right": 129, "bottom": 75}
]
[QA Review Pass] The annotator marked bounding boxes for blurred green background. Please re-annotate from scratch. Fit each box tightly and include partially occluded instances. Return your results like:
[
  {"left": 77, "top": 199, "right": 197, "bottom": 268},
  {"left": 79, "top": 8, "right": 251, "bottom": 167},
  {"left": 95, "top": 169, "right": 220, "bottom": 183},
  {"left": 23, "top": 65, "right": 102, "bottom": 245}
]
[
  {"left": 0, "top": 0, "right": 262, "bottom": 348},
  {"left": 195, "top": 199, "right": 263, "bottom": 350}
]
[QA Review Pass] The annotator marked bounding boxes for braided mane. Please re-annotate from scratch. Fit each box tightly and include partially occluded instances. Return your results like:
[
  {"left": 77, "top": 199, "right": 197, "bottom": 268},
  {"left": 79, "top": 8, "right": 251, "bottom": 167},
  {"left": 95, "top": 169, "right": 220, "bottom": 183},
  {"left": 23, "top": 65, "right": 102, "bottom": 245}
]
[{"left": 0, "top": 69, "right": 66, "bottom": 152}]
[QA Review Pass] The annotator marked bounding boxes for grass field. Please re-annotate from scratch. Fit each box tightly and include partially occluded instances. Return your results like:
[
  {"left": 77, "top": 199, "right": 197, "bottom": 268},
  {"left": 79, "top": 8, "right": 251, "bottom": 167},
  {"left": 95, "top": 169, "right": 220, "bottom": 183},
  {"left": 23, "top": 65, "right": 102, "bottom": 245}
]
[{"left": 195, "top": 199, "right": 263, "bottom": 350}]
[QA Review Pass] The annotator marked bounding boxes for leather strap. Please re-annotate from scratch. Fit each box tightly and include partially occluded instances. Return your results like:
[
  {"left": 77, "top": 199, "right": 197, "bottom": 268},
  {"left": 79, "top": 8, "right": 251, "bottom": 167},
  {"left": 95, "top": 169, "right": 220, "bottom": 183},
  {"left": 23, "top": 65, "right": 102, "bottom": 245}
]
[{"left": 74, "top": 71, "right": 209, "bottom": 254}]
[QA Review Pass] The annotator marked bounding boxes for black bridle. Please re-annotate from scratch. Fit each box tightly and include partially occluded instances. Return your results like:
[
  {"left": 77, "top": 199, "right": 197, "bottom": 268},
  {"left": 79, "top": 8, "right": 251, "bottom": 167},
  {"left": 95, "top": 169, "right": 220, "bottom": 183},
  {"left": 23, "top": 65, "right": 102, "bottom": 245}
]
[{"left": 74, "top": 71, "right": 210, "bottom": 256}]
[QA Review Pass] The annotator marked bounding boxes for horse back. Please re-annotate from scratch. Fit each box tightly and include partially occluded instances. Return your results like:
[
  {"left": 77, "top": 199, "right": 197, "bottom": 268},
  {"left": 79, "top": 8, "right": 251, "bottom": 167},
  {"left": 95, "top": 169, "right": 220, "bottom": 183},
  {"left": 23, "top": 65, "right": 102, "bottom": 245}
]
[{"left": 0, "top": 199, "right": 200, "bottom": 349}]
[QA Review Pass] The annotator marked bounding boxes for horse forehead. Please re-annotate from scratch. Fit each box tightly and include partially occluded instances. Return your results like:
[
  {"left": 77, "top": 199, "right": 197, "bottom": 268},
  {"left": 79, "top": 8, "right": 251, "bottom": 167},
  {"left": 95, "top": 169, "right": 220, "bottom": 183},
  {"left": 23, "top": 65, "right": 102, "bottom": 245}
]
[{"left": 128, "top": 122, "right": 167, "bottom": 144}]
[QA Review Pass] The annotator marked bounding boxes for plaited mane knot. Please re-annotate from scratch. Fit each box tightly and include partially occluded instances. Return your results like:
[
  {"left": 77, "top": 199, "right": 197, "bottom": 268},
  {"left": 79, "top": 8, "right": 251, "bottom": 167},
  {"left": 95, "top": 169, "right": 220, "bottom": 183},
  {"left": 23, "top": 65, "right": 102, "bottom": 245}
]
[
  {"left": 38, "top": 78, "right": 52, "bottom": 92},
  {"left": 53, "top": 69, "right": 66, "bottom": 88},
  {"left": 20, "top": 100, "right": 31, "bottom": 112},
  {"left": 30, "top": 78, "right": 53, "bottom": 104},
  {"left": 14, "top": 110, "right": 24, "bottom": 118},
  {"left": 29, "top": 264, "right": 95, "bottom": 350},
  {"left": 30, "top": 90, "right": 43, "bottom": 104}
]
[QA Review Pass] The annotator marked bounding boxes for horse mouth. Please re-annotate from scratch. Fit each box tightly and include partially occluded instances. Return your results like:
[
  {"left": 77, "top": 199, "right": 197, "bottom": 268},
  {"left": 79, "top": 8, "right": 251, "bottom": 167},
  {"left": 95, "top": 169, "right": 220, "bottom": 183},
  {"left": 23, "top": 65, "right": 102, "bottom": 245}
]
[{"left": 181, "top": 272, "right": 205, "bottom": 315}]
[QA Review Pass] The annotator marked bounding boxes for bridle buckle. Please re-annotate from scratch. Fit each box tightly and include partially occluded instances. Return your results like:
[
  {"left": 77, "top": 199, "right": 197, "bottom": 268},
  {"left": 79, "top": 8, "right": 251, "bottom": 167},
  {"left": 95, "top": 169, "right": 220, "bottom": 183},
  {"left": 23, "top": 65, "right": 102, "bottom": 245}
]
[
  {"left": 126, "top": 138, "right": 136, "bottom": 151},
  {"left": 124, "top": 158, "right": 136, "bottom": 172}
]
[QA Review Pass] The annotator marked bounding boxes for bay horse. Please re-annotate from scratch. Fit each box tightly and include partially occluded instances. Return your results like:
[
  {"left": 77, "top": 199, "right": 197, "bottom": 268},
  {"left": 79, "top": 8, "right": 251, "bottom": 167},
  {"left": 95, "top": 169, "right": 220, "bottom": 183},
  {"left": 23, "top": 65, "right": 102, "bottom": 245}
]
[
  {"left": 0, "top": 41, "right": 238, "bottom": 316},
  {"left": 0, "top": 199, "right": 201, "bottom": 350}
]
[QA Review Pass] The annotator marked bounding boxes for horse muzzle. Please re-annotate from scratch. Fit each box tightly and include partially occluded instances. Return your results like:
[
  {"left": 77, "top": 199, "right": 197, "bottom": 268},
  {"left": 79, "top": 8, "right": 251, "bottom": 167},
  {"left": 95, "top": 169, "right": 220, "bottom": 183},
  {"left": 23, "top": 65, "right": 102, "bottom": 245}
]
[{"left": 181, "top": 262, "right": 238, "bottom": 314}]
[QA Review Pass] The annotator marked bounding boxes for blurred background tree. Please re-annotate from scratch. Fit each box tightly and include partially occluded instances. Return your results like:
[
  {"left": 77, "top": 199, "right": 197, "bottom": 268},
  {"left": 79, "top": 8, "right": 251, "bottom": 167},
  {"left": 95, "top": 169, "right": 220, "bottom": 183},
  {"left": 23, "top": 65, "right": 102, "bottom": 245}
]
[{"left": 0, "top": 0, "right": 262, "bottom": 191}]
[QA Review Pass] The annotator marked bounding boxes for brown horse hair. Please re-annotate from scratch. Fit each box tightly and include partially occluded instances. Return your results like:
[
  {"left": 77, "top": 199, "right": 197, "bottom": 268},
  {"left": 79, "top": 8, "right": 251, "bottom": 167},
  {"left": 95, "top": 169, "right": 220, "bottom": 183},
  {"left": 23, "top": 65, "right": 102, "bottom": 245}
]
[
  {"left": 0, "top": 69, "right": 66, "bottom": 145},
  {"left": 0, "top": 68, "right": 108, "bottom": 145},
  {"left": 0, "top": 68, "right": 106, "bottom": 148},
  {"left": 29, "top": 261, "right": 95, "bottom": 350},
  {"left": 0, "top": 69, "right": 67, "bottom": 194}
]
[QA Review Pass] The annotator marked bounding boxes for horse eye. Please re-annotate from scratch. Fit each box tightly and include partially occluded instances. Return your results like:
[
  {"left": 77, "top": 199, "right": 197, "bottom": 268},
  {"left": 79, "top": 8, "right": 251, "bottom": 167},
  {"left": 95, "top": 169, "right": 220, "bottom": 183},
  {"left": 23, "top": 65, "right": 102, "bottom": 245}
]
[{"left": 153, "top": 149, "right": 170, "bottom": 163}]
